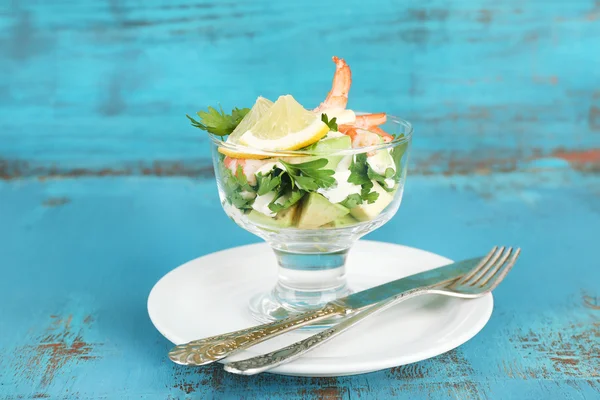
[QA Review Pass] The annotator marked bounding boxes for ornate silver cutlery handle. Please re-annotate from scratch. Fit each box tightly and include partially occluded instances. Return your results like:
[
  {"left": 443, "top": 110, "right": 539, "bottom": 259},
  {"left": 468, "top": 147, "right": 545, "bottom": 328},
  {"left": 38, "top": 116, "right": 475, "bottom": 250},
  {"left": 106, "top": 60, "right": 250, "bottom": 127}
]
[
  {"left": 223, "top": 288, "right": 428, "bottom": 375},
  {"left": 224, "top": 247, "right": 520, "bottom": 375},
  {"left": 168, "top": 302, "right": 348, "bottom": 365}
]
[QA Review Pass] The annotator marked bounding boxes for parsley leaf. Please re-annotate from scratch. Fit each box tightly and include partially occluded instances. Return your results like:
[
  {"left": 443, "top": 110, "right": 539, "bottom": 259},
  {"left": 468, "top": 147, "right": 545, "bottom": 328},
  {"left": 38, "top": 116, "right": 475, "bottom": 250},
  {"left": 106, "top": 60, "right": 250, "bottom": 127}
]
[
  {"left": 339, "top": 193, "right": 363, "bottom": 209},
  {"left": 367, "top": 165, "right": 396, "bottom": 192},
  {"left": 361, "top": 181, "right": 379, "bottom": 204},
  {"left": 390, "top": 134, "right": 408, "bottom": 183},
  {"left": 232, "top": 107, "right": 249, "bottom": 124},
  {"left": 186, "top": 106, "right": 250, "bottom": 136},
  {"left": 256, "top": 172, "right": 282, "bottom": 196},
  {"left": 236, "top": 165, "right": 254, "bottom": 191},
  {"left": 321, "top": 114, "right": 338, "bottom": 131},
  {"left": 347, "top": 154, "right": 380, "bottom": 202},
  {"left": 268, "top": 190, "right": 306, "bottom": 213},
  {"left": 280, "top": 159, "right": 335, "bottom": 191},
  {"left": 229, "top": 192, "right": 254, "bottom": 210},
  {"left": 347, "top": 154, "right": 370, "bottom": 186},
  {"left": 293, "top": 176, "right": 319, "bottom": 191},
  {"left": 221, "top": 166, "right": 255, "bottom": 210}
]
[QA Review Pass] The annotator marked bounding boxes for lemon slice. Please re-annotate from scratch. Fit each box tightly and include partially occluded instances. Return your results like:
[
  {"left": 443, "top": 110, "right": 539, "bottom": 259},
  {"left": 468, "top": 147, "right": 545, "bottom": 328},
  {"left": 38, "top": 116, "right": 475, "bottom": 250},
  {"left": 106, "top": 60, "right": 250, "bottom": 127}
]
[
  {"left": 229, "top": 96, "right": 273, "bottom": 142},
  {"left": 219, "top": 96, "right": 274, "bottom": 159},
  {"left": 239, "top": 95, "right": 329, "bottom": 151}
]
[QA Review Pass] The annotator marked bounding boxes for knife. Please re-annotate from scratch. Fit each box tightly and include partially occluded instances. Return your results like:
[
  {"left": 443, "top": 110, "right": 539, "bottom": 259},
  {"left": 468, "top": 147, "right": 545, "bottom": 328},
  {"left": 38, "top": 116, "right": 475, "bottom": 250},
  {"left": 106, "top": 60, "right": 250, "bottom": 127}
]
[{"left": 168, "top": 256, "right": 484, "bottom": 366}]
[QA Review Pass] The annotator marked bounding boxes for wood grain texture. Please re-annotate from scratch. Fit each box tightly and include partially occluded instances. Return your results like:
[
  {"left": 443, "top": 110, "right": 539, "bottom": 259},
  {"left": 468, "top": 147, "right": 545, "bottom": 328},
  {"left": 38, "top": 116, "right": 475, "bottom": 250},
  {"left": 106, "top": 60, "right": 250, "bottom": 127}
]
[
  {"left": 0, "top": 173, "right": 598, "bottom": 399},
  {"left": 1, "top": 0, "right": 599, "bottom": 173},
  {"left": 1, "top": 0, "right": 599, "bottom": 398}
]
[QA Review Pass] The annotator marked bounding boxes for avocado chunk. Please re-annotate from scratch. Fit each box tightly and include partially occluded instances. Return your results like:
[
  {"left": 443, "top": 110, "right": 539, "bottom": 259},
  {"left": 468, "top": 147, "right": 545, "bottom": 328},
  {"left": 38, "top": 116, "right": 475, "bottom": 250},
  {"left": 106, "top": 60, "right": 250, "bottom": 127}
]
[
  {"left": 350, "top": 182, "right": 394, "bottom": 222},
  {"left": 309, "top": 136, "right": 352, "bottom": 169},
  {"left": 291, "top": 136, "right": 352, "bottom": 169},
  {"left": 247, "top": 205, "right": 298, "bottom": 229},
  {"left": 367, "top": 147, "right": 397, "bottom": 190},
  {"left": 296, "top": 193, "right": 350, "bottom": 229},
  {"left": 321, "top": 214, "right": 359, "bottom": 228}
]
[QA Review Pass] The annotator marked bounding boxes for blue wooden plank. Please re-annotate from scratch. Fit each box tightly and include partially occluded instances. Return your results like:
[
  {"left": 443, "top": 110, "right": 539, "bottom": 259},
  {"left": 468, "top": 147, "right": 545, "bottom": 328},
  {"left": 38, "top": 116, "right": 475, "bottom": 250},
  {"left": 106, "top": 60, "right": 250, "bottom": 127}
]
[
  {"left": 1, "top": 0, "right": 599, "bottom": 173},
  {"left": 1, "top": 0, "right": 599, "bottom": 398},
  {"left": 0, "top": 171, "right": 598, "bottom": 398}
]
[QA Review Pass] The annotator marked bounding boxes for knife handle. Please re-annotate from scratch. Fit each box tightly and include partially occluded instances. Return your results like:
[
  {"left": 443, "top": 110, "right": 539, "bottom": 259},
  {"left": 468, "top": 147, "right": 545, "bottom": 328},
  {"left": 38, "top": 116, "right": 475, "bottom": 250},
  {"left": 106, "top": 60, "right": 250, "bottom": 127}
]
[
  {"left": 168, "top": 302, "right": 348, "bottom": 366},
  {"left": 223, "top": 288, "right": 428, "bottom": 375}
]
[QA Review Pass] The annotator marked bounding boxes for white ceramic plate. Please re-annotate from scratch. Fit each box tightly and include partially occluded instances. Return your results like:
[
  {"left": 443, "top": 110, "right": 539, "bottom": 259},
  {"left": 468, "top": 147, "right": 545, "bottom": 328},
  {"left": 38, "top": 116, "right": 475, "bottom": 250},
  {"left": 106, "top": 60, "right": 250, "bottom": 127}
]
[{"left": 148, "top": 240, "right": 493, "bottom": 377}]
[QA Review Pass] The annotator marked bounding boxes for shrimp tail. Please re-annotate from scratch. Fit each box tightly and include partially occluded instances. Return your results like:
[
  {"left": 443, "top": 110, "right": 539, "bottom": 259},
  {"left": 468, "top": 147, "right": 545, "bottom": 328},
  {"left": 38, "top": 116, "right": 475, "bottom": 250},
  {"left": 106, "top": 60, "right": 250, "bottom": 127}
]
[
  {"left": 355, "top": 113, "right": 387, "bottom": 128},
  {"left": 368, "top": 126, "right": 394, "bottom": 142},
  {"left": 314, "top": 56, "right": 352, "bottom": 112}
]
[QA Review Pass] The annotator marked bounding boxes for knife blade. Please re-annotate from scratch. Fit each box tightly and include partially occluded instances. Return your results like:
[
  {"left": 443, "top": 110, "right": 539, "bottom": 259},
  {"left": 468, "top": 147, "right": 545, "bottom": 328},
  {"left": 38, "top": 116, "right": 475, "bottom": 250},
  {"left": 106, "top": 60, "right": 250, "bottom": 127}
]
[{"left": 340, "top": 256, "right": 482, "bottom": 309}]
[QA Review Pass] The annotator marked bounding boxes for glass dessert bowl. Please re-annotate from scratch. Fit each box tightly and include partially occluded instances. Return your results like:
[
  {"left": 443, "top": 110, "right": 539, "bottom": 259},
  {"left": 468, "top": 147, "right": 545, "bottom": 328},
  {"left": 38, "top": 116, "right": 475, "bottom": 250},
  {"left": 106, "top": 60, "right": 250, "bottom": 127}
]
[{"left": 188, "top": 56, "right": 413, "bottom": 323}]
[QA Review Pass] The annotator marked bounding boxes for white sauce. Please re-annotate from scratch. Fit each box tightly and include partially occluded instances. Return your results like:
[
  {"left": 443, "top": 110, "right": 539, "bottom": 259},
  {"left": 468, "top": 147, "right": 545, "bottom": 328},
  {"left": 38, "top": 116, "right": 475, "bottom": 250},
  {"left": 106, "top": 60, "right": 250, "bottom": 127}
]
[
  {"left": 321, "top": 108, "right": 356, "bottom": 125},
  {"left": 367, "top": 149, "right": 396, "bottom": 176},
  {"left": 252, "top": 191, "right": 277, "bottom": 217},
  {"left": 255, "top": 161, "right": 285, "bottom": 176},
  {"left": 366, "top": 149, "right": 397, "bottom": 190},
  {"left": 324, "top": 131, "right": 346, "bottom": 139},
  {"left": 274, "top": 193, "right": 290, "bottom": 205},
  {"left": 240, "top": 190, "right": 256, "bottom": 200},
  {"left": 317, "top": 155, "right": 362, "bottom": 203}
]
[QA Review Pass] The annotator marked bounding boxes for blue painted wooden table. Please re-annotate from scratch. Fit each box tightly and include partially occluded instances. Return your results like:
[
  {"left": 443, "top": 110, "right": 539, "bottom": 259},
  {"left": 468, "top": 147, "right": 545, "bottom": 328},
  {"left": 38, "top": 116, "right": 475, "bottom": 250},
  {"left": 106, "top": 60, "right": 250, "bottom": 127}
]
[{"left": 1, "top": 1, "right": 599, "bottom": 398}]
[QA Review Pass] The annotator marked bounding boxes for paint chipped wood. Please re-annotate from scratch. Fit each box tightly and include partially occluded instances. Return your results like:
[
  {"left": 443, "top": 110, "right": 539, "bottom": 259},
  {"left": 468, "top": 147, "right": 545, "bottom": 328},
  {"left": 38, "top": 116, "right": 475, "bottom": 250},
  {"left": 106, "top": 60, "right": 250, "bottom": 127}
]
[{"left": 1, "top": 0, "right": 599, "bottom": 398}]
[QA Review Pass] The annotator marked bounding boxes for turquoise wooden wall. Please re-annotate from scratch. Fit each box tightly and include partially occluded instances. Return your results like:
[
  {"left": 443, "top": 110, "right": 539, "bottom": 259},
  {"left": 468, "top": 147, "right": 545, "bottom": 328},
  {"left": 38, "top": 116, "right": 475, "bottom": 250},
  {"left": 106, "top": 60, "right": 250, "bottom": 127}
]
[{"left": 2, "top": 0, "right": 599, "bottom": 176}]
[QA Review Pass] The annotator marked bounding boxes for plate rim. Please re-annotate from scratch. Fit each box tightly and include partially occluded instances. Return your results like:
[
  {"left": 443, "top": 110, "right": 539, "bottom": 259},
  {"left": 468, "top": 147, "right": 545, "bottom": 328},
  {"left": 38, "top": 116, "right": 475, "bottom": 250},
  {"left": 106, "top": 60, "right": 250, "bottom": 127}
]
[{"left": 148, "top": 240, "right": 494, "bottom": 376}]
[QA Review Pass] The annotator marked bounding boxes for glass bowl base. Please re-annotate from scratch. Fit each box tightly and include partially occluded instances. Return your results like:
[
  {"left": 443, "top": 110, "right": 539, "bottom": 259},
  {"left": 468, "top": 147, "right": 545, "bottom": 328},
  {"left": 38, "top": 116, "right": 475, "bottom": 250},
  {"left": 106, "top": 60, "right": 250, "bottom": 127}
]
[{"left": 248, "top": 286, "right": 353, "bottom": 329}]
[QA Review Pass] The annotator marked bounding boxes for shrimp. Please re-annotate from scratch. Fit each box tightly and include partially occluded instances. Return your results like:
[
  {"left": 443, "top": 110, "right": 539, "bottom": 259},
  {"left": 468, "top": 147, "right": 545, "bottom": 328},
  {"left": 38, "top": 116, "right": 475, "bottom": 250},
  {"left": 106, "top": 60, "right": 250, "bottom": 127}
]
[
  {"left": 340, "top": 123, "right": 393, "bottom": 143},
  {"left": 351, "top": 130, "right": 382, "bottom": 155},
  {"left": 354, "top": 113, "right": 387, "bottom": 128},
  {"left": 314, "top": 56, "right": 352, "bottom": 112},
  {"left": 314, "top": 56, "right": 392, "bottom": 144},
  {"left": 368, "top": 125, "right": 394, "bottom": 143},
  {"left": 352, "top": 113, "right": 392, "bottom": 142},
  {"left": 338, "top": 125, "right": 358, "bottom": 140},
  {"left": 223, "top": 157, "right": 269, "bottom": 186}
]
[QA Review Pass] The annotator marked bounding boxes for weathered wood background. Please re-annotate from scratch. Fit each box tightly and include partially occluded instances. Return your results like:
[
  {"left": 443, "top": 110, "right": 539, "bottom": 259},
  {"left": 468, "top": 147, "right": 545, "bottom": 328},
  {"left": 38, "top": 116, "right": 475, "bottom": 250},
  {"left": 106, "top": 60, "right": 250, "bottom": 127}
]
[{"left": 1, "top": 0, "right": 598, "bottom": 398}]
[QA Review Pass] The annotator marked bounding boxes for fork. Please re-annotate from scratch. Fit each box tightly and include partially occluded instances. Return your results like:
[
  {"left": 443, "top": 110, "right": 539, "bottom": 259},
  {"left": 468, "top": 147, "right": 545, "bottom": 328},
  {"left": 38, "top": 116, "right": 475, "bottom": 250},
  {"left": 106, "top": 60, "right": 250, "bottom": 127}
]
[{"left": 224, "top": 246, "right": 520, "bottom": 375}]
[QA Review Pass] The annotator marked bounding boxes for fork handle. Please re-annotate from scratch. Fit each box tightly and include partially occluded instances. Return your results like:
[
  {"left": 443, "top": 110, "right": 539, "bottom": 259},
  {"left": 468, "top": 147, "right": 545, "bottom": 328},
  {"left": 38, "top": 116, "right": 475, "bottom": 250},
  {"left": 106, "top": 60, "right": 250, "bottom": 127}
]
[
  {"left": 168, "top": 302, "right": 348, "bottom": 365},
  {"left": 223, "top": 288, "right": 430, "bottom": 375}
]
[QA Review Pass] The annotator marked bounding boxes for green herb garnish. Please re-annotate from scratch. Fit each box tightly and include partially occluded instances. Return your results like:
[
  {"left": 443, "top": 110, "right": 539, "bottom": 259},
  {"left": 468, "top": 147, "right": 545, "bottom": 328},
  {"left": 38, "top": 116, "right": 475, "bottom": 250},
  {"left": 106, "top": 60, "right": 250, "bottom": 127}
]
[
  {"left": 186, "top": 106, "right": 250, "bottom": 136},
  {"left": 280, "top": 159, "right": 336, "bottom": 191},
  {"left": 367, "top": 165, "right": 396, "bottom": 192},
  {"left": 347, "top": 154, "right": 370, "bottom": 186},
  {"left": 321, "top": 114, "right": 338, "bottom": 132},
  {"left": 222, "top": 166, "right": 255, "bottom": 210},
  {"left": 268, "top": 190, "right": 306, "bottom": 213},
  {"left": 347, "top": 154, "right": 379, "bottom": 203},
  {"left": 236, "top": 165, "right": 254, "bottom": 192},
  {"left": 256, "top": 172, "right": 282, "bottom": 196},
  {"left": 339, "top": 193, "right": 363, "bottom": 209},
  {"left": 390, "top": 134, "right": 407, "bottom": 183},
  {"left": 360, "top": 181, "right": 379, "bottom": 204}
]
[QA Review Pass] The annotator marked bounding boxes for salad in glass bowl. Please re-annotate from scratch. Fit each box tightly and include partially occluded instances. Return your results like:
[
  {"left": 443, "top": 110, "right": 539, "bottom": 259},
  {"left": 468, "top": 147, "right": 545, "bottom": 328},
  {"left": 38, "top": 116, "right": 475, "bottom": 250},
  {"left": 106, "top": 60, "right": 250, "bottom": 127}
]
[{"left": 187, "top": 56, "right": 413, "bottom": 323}]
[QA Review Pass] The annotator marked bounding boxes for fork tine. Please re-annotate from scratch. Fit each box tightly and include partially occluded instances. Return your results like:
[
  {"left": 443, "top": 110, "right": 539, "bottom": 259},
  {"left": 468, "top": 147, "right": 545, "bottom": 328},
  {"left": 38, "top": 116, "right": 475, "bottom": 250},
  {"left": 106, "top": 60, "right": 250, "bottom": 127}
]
[
  {"left": 471, "top": 248, "right": 513, "bottom": 288},
  {"left": 482, "top": 248, "right": 521, "bottom": 291},
  {"left": 455, "top": 247, "right": 498, "bottom": 285},
  {"left": 457, "top": 247, "right": 504, "bottom": 286},
  {"left": 463, "top": 247, "right": 507, "bottom": 286}
]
